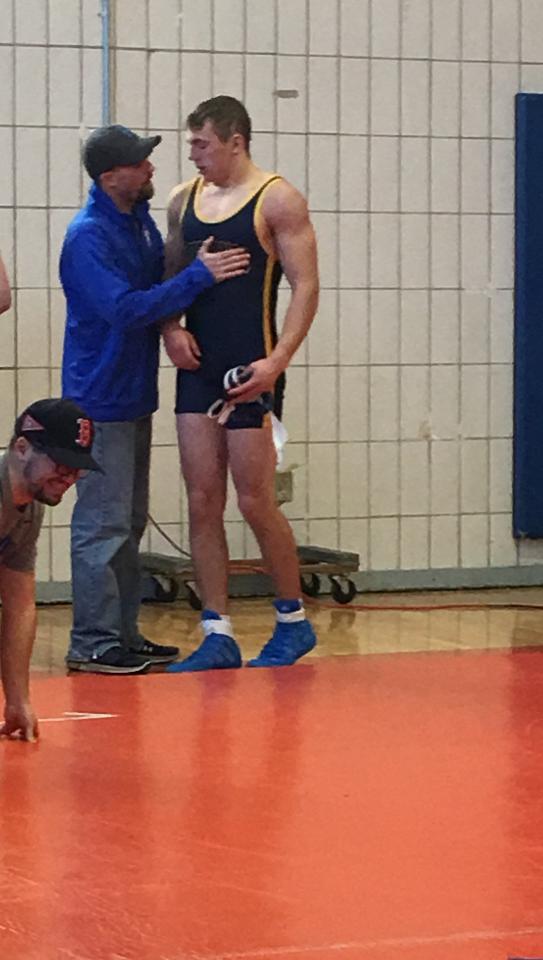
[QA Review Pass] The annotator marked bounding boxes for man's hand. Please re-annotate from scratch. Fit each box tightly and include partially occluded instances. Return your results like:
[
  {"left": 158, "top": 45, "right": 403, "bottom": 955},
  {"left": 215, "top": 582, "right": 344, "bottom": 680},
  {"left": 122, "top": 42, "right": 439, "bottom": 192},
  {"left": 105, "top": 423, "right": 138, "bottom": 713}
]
[
  {"left": 163, "top": 325, "right": 201, "bottom": 370},
  {"left": 0, "top": 566, "right": 38, "bottom": 743},
  {"left": 198, "top": 237, "right": 250, "bottom": 282},
  {"left": 1, "top": 701, "right": 39, "bottom": 742},
  {"left": 226, "top": 357, "right": 282, "bottom": 403}
]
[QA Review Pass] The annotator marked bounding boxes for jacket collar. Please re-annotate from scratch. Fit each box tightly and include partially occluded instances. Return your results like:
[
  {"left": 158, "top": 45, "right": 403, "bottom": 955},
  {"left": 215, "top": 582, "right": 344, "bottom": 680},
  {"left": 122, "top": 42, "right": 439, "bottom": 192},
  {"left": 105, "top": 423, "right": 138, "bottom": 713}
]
[{"left": 87, "top": 182, "right": 150, "bottom": 227}]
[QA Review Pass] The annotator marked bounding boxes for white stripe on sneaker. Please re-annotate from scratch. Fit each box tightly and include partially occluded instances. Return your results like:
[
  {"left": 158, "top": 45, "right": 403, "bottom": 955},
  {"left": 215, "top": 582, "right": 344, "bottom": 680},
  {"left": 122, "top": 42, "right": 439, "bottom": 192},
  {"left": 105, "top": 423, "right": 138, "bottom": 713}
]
[
  {"left": 202, "top": 616, "right": 234, "bottom": 639},
  {"left": 275, "top": 607, "right": 306, "bottom": 624}
]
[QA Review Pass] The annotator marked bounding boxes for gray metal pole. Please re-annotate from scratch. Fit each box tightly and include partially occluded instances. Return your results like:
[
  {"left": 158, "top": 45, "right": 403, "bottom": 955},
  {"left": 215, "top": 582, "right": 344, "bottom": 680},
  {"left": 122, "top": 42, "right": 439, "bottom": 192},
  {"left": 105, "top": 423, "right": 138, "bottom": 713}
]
[{"left": 100, "top": 0, "right": 111, "bottom": 124}]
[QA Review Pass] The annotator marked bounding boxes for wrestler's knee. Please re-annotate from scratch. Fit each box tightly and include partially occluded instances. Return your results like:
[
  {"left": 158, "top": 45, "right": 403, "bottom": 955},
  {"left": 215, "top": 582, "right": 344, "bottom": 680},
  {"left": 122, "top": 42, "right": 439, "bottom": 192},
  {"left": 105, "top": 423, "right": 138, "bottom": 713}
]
[
  {"left": 237, "top": 487, "right": 274, "bottom": 526},
  {"left": 187, "top": 484, "right": 226, "bottom": 524}
]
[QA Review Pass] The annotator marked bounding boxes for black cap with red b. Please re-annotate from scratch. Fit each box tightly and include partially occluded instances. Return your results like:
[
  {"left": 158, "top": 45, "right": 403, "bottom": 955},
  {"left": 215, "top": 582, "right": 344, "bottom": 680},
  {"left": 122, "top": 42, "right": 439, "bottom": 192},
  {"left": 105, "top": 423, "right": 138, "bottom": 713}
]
[{"left": 15, "top": 398, "right": 101, "bottom": 472}]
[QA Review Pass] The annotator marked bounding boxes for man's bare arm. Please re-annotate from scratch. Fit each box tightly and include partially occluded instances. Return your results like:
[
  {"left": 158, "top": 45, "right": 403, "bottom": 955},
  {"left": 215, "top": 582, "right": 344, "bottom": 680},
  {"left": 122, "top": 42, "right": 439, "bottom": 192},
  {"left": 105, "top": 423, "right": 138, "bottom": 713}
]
[
  {"left": 161, "top": 181, "right": 202, "bottom": 368},
  {"left": 0, "top": 566, "right": 38, "bottom": 741},
  {"left": 164, "top": 183, "right": 189, "bottom": 282},
  {"left": 267, "top": 181, "right": 319, "bottom": 369},
  {"left": 0, "top": 254, "right": 12, "bottom": 315},
  {"left": 228, "top": 180, "right": 319, "bottom": 402},
  {"left": 160, "top": 184, "right": 189, "bottom": 337}
]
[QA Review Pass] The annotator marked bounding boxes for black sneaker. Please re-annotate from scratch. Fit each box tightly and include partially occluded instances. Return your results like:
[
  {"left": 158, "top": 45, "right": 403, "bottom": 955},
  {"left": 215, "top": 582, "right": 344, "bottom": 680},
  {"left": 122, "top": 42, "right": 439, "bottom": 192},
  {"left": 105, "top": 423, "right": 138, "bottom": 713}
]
[
  {"left": 130, "top": 638, "right": 180, "bottom": 664},
  {"left": 67, "top": 647, "right": 152, "bottom": 675}
]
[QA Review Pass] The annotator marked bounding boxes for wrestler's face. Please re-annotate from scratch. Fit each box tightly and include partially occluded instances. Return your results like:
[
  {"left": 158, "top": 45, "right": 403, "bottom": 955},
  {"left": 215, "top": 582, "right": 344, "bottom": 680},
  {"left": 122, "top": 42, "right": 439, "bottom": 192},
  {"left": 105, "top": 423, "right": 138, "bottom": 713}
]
[{"left": 187, "top": 121, "right": 242, "bottom": 185}]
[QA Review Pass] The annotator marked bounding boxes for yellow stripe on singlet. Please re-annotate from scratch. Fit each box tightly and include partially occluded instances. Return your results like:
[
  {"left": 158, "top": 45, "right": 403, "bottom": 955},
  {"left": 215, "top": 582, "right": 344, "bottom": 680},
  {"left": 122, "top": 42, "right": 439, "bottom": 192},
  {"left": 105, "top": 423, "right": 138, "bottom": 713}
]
[
  {"left": 254, "top": 176, "right": 281, "bottom": 256},
  {"left": 256, "top": 179, "right": 282, "bottom": 357},
  {"left": 253, "top": 174, "right": 281, "bottom": 357},
  {"left": 262, "top": 255, "right": 277, "bottom": 357},
  {"left": 178, "top": 178, "right": 198, "bottom": 227},
  {"left": 194, "top": 175, "right": 279, "bottom": 224}
]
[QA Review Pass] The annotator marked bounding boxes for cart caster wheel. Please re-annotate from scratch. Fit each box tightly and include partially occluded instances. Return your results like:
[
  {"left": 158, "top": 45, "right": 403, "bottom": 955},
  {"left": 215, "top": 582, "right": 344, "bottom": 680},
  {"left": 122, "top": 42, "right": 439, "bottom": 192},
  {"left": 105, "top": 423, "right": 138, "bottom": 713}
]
[
  {"left": 301, "top": 572, "right": 321, "bottom": 597},
  {"left": 153, "top": 576, "right": 179, "bottom": 603},
  {"left": 330, "top": 577, "right": 357, "bottom": 605},
  {"left": 186, "top": 584, "right": 202, "bottom": 611}
]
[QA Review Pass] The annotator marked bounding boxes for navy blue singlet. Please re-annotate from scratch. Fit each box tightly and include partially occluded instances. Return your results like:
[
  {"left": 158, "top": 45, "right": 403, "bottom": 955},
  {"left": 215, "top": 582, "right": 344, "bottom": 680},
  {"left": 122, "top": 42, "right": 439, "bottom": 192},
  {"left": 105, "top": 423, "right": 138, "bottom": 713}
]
[{"left": 175, "top": 175, "right": 286, "bottom": 421}]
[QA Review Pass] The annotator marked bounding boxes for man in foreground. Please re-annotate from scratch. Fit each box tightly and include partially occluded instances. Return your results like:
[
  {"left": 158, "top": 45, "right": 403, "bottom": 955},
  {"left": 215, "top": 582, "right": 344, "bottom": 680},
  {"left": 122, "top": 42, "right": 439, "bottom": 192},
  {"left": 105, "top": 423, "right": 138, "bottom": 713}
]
[{"left": 0, "top": 398, "right": 100, "bottom": 741}]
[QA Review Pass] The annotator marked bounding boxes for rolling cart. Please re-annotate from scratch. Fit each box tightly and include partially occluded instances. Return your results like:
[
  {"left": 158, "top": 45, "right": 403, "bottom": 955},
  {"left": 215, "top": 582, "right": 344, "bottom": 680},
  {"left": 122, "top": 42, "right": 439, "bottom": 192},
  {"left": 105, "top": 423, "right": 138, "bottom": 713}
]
[
  {"left": 140, "top": 544, "right": 359, "bottom": 609},
  {"left": 140, "top": 469, "right": 359, "bottom": 607}
]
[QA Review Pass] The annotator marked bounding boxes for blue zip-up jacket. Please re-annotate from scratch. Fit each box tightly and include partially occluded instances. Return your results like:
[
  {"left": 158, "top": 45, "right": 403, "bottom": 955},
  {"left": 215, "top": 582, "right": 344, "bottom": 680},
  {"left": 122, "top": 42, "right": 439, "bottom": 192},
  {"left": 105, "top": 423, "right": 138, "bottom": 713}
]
[{"left": 60, "top": 183, "right": 214, "bottom": 421}]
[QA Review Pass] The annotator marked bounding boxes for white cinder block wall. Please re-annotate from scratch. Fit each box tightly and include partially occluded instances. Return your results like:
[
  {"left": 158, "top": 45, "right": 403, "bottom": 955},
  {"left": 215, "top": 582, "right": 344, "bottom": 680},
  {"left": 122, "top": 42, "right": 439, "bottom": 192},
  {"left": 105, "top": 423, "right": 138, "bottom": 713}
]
[{"left": 1, "top": 0, "right": 542, "bottom": 595}]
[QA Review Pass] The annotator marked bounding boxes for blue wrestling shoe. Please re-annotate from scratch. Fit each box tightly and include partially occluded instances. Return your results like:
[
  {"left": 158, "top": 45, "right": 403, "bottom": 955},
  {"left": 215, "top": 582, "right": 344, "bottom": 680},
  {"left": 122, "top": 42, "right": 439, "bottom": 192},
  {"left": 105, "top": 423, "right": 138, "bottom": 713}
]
[
  {"left": 247, "top": 600, "right": 317, "bottom": 668},
  {"left": 167, "top": 610, "right": 242, "bottom": 673}
]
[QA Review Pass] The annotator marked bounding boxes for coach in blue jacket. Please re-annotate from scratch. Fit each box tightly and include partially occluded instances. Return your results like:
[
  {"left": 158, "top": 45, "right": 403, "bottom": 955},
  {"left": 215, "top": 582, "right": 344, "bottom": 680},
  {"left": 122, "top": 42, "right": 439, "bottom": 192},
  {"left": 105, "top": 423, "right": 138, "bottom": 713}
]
[{"left": 60, "top": 125, "right": 249, "bottom": 674}]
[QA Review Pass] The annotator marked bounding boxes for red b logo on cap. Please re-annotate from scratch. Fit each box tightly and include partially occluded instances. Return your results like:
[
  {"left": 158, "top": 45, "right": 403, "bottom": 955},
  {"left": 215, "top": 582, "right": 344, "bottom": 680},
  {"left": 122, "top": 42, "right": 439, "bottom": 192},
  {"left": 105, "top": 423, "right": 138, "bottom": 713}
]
[{"left": 76, "top": 418, "right": 92, "bottom": 448}]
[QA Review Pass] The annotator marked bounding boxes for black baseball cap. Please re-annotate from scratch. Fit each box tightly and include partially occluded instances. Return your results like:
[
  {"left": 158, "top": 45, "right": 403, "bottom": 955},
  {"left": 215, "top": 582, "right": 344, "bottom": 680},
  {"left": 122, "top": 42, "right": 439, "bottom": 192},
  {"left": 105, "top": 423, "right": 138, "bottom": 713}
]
[
  {"left": 83, "top": 124, "right": 162, "bottom": 181},
  {"left": 15, "top": 399, "right": 101, "bottom": 472}
]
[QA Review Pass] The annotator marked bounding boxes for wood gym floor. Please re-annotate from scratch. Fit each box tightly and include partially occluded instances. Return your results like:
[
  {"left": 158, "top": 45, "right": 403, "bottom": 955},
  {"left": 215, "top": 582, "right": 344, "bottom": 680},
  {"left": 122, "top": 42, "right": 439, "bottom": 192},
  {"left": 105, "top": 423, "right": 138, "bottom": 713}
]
[{"left": 3, "top": 589, "right": 543, "bottom": 960}]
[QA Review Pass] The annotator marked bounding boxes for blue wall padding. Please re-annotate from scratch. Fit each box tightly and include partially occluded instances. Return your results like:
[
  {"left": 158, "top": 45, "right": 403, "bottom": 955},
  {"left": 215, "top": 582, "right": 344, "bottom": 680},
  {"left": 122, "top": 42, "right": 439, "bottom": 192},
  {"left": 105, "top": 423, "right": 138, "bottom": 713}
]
[{"left": 513, "top": 92, "right": 543, "bottom": 537}]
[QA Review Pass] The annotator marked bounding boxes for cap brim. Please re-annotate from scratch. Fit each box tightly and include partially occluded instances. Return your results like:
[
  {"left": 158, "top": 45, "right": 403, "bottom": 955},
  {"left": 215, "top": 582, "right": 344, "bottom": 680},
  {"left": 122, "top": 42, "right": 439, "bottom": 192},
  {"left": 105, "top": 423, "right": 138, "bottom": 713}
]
[
  {"left": 37, "top": 444, "right": 103, "bottom": 473},
  {"left": 136, "top": 134, "right": 162, "bottom": 161}
]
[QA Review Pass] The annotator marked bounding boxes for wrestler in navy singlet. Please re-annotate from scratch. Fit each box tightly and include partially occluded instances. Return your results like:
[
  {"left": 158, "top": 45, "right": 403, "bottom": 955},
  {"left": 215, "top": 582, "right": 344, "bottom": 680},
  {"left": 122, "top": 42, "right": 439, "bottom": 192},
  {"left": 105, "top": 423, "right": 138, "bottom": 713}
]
[{"left": 175, "top": 175, "right": 286, "bottom": 425}]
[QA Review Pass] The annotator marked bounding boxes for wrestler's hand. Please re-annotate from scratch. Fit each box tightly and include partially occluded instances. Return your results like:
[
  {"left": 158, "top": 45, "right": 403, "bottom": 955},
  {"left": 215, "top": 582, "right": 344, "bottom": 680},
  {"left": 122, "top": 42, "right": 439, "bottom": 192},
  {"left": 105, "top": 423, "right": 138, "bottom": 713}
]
[
  {"left": 198, "top": 237, "right": 250, "bottom": 282},
  {"left": 227, "top": 357, "right": 281, "bottom": 403},
  {"left": 162, "top": 325, "right": 201, "bottom": 370},
  {"left": 1, "top": 700, "right": 39, "bottom": 742}
]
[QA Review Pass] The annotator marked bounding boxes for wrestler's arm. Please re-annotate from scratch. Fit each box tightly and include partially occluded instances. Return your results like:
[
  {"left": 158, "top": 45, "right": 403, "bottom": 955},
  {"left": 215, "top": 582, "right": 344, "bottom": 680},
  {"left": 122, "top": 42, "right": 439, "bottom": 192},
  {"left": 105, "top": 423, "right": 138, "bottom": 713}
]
[
  {"left": 163, "top": 183, "right": 189, "bottom": 282},
  {"left": 0, "top": 254, "right": 11, "bottom": 314},
  {"left": 161, "top": 183, "right": 201, "bottom": 369},
  {"left": 228, "top": 180, "right": 319, "bottom": 402}
]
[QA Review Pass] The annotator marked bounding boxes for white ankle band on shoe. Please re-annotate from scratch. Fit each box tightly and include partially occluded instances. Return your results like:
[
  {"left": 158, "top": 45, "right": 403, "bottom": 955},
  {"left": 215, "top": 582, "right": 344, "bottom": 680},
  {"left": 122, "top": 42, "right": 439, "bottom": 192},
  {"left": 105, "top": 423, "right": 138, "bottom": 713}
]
[
  {"left": 276, "top": 606, "right": 306, "bottom": 624},
  {"left": 202, "top": 616, "right": 234, "bottom": 639}
]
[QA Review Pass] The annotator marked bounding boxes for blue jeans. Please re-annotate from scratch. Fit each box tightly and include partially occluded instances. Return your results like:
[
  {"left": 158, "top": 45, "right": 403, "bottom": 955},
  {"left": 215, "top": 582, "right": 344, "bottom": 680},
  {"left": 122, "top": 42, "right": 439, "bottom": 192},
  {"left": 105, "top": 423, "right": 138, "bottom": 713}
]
[{"left": 68, "top": 417, "right": 152, "bottom": 661}]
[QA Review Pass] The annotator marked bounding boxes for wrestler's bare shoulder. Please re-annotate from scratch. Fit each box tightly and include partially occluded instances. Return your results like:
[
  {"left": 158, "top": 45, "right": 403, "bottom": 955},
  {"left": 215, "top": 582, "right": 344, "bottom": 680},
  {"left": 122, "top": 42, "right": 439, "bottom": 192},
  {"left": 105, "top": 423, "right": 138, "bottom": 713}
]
[
  {"left": 166, "top": 178, "right": 198, "bottom": 217},
  {"left": 261, "top": 176, "right": 309, "bottom": 222}
]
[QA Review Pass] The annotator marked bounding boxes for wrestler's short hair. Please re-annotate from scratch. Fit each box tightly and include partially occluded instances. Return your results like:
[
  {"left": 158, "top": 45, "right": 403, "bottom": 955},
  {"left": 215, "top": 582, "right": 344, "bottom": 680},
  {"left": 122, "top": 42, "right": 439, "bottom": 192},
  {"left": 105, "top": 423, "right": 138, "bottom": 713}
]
[{"left": 187, "top": 96, "right": 252, "bottom": 149}]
